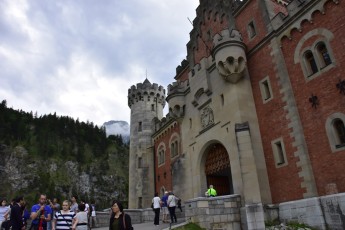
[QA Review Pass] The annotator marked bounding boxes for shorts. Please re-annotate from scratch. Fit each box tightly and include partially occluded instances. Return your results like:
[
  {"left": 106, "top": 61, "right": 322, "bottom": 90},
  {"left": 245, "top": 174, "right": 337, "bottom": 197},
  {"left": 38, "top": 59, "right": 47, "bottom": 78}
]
[{"left": 161, "top": 207, "right": 168, "bottom": 215}]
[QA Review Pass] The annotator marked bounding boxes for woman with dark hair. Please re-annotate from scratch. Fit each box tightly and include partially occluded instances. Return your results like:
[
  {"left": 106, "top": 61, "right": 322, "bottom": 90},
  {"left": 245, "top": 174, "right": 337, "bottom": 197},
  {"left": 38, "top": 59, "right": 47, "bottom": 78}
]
[
  {"left": 72, "top": 203, "right": 88, "bottom": 230},
  {"left": 109, "top": 201, "right": 133, "bottom": 230},
  {"left": 151, "top": 192, "right": 161, "bottom": 226}
]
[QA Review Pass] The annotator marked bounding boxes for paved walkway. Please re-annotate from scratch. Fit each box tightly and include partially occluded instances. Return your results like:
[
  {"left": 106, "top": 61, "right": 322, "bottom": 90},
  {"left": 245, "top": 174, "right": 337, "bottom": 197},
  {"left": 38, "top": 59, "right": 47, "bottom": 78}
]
[{"left": 94, "top": 218, "right": 186, "bottom": 230}]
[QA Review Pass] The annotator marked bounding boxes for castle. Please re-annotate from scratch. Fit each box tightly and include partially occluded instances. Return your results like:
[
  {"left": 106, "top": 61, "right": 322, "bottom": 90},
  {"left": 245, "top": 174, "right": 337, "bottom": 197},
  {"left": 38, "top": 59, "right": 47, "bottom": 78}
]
[{"left": 127, "top": 0, "right": 345, "bottom": 229}]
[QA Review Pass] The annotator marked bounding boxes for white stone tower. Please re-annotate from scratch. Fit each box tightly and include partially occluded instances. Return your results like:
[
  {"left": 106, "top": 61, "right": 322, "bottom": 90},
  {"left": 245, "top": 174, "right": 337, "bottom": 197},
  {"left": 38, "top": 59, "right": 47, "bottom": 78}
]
[{"left": 127, "top": 79, "right": 165, "bottom": 209}]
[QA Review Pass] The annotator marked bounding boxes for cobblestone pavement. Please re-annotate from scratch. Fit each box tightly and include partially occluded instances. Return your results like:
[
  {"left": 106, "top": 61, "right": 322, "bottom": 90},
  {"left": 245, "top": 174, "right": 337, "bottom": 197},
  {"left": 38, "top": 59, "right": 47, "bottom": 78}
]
[{"left": 94, "top": 218, "right": 186, "bottom": 230}]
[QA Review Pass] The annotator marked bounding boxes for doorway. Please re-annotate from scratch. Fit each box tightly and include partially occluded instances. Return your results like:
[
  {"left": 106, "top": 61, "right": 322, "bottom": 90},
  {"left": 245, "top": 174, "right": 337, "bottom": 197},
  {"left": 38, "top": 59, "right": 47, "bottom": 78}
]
[{"left": 205, "top": 143, "right": 233, "bottom": 195}]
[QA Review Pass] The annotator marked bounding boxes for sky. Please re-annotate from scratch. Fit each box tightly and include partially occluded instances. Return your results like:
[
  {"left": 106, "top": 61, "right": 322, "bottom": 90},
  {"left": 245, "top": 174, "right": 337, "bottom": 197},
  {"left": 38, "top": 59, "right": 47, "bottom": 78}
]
[{"left": 0, "top": 0, "right": 199, "bottom": 126}]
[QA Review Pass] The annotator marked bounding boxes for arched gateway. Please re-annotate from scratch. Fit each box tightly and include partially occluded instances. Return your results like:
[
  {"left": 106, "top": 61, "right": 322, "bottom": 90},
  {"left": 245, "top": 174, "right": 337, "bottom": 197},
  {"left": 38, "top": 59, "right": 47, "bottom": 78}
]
[{"left": 204, "top": 143, "right": 234, "bottom": 196}]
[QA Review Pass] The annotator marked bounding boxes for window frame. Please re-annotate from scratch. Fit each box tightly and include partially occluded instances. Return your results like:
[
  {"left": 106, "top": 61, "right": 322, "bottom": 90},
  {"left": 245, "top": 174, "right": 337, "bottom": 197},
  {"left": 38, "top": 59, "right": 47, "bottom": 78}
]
[
  {"left": 259, "top": 76, "right": 273, "bottom": 103},
  {"left": 271, "top": 137, "right": 288, "bottom": 168},
  {"left": 326, "top": 113, "right": 345, "bottom": 152}
]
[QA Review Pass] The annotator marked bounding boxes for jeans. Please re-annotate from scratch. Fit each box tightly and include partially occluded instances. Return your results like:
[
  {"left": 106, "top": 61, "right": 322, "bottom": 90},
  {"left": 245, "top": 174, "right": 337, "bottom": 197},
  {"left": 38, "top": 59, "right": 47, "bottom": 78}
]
[
  {"left": 153, "top": 208, "right": 160, "bottom": 225},
  {"left": 168, "top": 206, "right": 176, "bottom": 223}
]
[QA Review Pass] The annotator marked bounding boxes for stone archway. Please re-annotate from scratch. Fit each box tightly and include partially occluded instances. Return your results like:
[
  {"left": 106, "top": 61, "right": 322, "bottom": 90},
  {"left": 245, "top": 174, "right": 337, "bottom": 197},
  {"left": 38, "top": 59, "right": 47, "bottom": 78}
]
[{"left": 205, "top": 143, "right": 233, "bottom": 196}]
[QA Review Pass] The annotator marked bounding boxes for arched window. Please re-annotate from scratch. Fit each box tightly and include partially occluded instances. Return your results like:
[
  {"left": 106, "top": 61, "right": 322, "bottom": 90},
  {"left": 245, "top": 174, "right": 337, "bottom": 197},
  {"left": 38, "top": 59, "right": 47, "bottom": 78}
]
[
  {"left": 316, "top": 42, "right": 332, "bottom": 68},
  {"left": 333, "top": 119, "right": 345, "bottom": 148},
  {"left": 304, "top": 50, "right": 318, "bottom": 76},
  {"left": 157, "top": 144, "right": 166, "bottom": 166},
  {"left": 158, "top": 150, "right": 165, "bottom": 165},
  {"left": 326, "top": 113, "right": 345, "bottom": 152},
  {"left": 171, "top": 142, "right": 175, "bottom": 157}
]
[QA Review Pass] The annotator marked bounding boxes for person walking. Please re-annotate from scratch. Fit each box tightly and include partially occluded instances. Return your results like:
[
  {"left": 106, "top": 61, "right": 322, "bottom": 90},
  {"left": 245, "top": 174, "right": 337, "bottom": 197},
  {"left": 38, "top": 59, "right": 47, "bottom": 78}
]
[
  {"left": 70, "top": 196, "right": 78, "bottom": 213},
  {"left": 30, "top": 194, "right": 52, "bottom": 230},
  {"left": 205, "top": 185, "right": 217, "bottom": 197},
  {"left": 72, "top": 203, "right": 88, "bottom": 230},
  {"left": 52, "top": 200, "right": 75, "bottom": 230},
  {"left": 109, "top": 200, "right": 133, "bottom": 230},
  {"left": 10, "top": 196, "right": 25, "bottom": 230},
  {"left": 0, "top": 199, "right": 10, "bottom": 229},
  {"left": 151, "top": 193, "right": 161, "bottom": 226},
  {"left": 167, "top": 192, "right": 177, "bottom": 224},
  {"left": 161, "top": 191, "right": 169, "bottom": 223}
]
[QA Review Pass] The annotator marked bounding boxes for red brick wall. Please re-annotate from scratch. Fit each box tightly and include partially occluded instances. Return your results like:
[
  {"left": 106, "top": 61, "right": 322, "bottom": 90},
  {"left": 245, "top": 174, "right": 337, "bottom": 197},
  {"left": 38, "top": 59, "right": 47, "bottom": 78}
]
[
  {"left": 280, "top": 1, "right": 345, "bottom": 196},
  {"left": 154, "top": 122, "right": 181, "bottom": 194}
]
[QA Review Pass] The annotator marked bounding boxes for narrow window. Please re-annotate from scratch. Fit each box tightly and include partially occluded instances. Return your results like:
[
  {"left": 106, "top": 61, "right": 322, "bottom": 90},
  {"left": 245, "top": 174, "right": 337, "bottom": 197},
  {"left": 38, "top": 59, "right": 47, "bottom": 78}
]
[
  {"left": 221, "top": 94, "right": 224, "bottom": 106},
  {"left": 138, "top": 157, "right": 142, "bottom": 168},
  {"left": 151, "top": 104, "right": 155, "bottom": 111},
  {"left": 248, "top": 21, "right": 256, "bottom": 38},
  {"left": 275, "top": 142, "right": 285, "bottom": 165},
  {"left": 333, "top": 119, "right": 345, "bottom": 148},
  {"left": 164, "top": 172, "right": 167, "bottom": 179},
  {"left": 272, "top": 138, "right": 288, "bottom": 167},
  {"left": 138, "top": 197, "right": 142, "bottom": 209},
  {"left": 171, "top": 143, "right": 175, "bottom": 157},
  {"left": 190, "top": 118, "right": 192, "bottom": 129},
  {"left": 316, "top": 42, "right": 332, "bottom": 68},
  {"left": 304, "top": 51, "right": 318, "bottom": 76},
  {"left": 157, "top": 175, "right": 160, "bottom": 181},
  {"left": 174, "top": 140, "right": 178, "bottom": 156},
  {"left": 260, "top": 77, "right": 273, "bottom": 103},
  {"left": 138, "top": 122, "right": 142, "bottom": 132}
]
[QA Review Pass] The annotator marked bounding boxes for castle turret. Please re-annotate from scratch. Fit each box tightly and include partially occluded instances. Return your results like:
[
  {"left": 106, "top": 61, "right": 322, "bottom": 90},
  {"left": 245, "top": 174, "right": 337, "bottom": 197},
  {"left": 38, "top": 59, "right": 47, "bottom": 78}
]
[{"left": 127, "top": 79, "right": 165, "bottom": 209}]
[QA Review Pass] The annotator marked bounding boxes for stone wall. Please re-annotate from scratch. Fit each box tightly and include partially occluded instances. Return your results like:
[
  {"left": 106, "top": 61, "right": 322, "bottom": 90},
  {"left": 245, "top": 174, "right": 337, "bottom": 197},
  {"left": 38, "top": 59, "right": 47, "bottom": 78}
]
[
  {"left": 95, "top": 207, "right": 185, "bottom": 227},
  {"left": 184, "top": 195, "right": 242, "bottom": 230},
  {"left": 274, "top": 193, "right": 345, "bottom": 230}
]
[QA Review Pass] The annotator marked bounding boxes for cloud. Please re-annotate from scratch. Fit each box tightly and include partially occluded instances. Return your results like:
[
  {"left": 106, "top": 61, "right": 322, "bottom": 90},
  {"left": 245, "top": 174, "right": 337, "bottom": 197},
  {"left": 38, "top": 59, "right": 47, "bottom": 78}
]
[{"left": 0, "top": 0, "right": 198, "bottom": 126}]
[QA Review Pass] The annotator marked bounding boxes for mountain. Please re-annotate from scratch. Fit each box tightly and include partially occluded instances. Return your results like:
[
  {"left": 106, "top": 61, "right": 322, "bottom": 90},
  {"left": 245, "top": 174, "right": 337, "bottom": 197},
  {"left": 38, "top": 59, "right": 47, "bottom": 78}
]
[
  {"left": 103, "top": 120, "right": 130, "bottom": 142},
  {"left": 0, "top": 100, "right": 129, "bottom": 209}
]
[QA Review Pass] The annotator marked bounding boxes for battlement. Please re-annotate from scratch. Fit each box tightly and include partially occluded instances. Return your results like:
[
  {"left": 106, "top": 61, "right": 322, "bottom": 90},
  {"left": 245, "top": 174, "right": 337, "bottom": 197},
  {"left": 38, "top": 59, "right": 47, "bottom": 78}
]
[
  {"left": 128, "top": 79, "right": 166, "bottom": 108},
  {"left": 167, "top": 80, "right": 189, "bottom": 96},
  {"left": 213, "top": 28, "right": 244, "bottom": 51}
]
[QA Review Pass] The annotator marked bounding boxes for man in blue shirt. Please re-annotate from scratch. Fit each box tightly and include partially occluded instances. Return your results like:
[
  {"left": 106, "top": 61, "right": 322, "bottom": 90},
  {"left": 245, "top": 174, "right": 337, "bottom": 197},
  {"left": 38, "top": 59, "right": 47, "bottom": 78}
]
[
  {"left": 161, "top": 191, "right": 169, "bottom": 223},
  {"left": 30, "top": 194, "right": 52, "bottom": 230}
]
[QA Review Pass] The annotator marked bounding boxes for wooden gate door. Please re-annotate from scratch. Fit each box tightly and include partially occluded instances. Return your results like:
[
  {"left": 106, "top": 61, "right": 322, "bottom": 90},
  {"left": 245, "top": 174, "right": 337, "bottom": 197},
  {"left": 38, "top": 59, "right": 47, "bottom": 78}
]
[{"left": 205, "top": 143, "right": 232, "bottom": 196}]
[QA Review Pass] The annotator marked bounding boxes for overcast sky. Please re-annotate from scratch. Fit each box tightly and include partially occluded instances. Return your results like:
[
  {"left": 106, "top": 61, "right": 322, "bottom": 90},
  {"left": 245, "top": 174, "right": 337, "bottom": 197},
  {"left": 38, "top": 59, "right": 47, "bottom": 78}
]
[{"left": 0, "top": 0, "right": 199, "bottom": 126}]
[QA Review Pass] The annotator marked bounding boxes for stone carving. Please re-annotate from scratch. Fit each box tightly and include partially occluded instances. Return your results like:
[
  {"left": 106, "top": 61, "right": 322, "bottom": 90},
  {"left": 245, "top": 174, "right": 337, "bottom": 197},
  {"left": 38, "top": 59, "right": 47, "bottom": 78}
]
[
  {"left": 201, "top": 106, "right": 214, "bottom": 129},
  {"left": 213, "top": 28, "right": 247, "bottom": 84},
  {"left": 217, "top": 57, "right": 246, "bottom": 83}
]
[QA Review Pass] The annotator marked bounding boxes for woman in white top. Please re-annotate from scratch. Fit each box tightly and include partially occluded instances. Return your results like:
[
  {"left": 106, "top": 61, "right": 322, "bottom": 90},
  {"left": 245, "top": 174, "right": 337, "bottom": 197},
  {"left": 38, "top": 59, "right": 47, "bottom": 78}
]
[
  {"left": 53, "top": 200, "right": 75, "bottom": 230},
  {"left": 151, "top": 192, "right": 161, "bottom": 226},
  {"left": 167, "top": 192, "right": 178, "bottom": 223},
  {"left": 0, "top": 199, "right": 10, "bottom": 229},
  {"left": 72, "top": 204, "right": 88, "bottom": 230}
]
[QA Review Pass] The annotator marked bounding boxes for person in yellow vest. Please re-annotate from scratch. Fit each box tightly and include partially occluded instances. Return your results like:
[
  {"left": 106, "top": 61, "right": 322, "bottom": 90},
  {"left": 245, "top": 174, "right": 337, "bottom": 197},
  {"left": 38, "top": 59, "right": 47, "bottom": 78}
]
[{"left": 205, "top": 185, "right": 217, "bottom": 197}]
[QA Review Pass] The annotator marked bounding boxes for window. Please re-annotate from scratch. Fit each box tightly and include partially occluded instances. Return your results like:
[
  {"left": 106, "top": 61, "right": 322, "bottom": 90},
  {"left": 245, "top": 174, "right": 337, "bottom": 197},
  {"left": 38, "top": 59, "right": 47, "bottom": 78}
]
[
  {"left": 190, "top": 118, "right": 192, "bottom": 129},
  {"left": 271, "top": 138, "right": 288, "bottom": 167},
  {"left": 304, "top": 51, "right": 318, "bottom": 76},
  {"left": 171, "top": 140, "right": 178, "bottom": 158},
  {"left": 248, "top": 21, "right": 256, "bottom": 39},
  {"left": 138, "top": 157, "right": 142, "bottom": 168},
  {"left": 316, "top": 42, "right": 332, "bottom": 68},
  {"left": 158, "top": 149, "right": 165, "bottom": 165},
  {"left": 326, "top": 113, "right": 345, "bottom": 152},
  {"left": 151, "top": 104, "right": 155, "bottom": 111},
  {"left": 138, "top": 197, "right": 142, "bottom": 209},
  {"left": 138, "top": 122, "right": 142, "bottom": 132},
  {"left": 157, "top": 175, "right": 160, "bottom": 181},
  {"left": 259, "top": 77, "right": 273, "bottom": 103},
  {"left": 333, "top": 119, "right": 345, "bottom": 148},
  {"left": 221, "top": 94, "right": 224, "bottom": 106}
]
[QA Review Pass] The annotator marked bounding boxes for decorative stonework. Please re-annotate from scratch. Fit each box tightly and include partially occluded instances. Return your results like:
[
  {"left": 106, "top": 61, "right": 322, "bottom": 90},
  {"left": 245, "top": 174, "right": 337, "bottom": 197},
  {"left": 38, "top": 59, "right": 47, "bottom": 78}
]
[
  {"left": 201, "top": 106, "right": 214, "bottom": 129},
  {"left": 213, "top": 29, "right": 247, "bottom": 84}
]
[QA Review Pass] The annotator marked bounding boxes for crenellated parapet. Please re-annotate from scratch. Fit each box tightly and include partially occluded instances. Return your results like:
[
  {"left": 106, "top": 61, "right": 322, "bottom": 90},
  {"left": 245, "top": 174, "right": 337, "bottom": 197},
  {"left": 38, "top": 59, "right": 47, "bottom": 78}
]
[
  {"left": 166, "top": 80, "right": 189, "bottom": 118},
  {"left": 128, "top": 79, "right": 166, "bottom": 108},
  {"left": 212, "top": 28, "right": 247, "bottom": 83}
]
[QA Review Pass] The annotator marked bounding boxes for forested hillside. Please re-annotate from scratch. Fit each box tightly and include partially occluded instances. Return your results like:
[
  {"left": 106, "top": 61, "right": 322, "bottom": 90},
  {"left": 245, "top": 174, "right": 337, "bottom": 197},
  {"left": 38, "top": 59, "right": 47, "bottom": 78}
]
[{"left": 0, "top": 100, "right": 129, "bottom": 209}]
